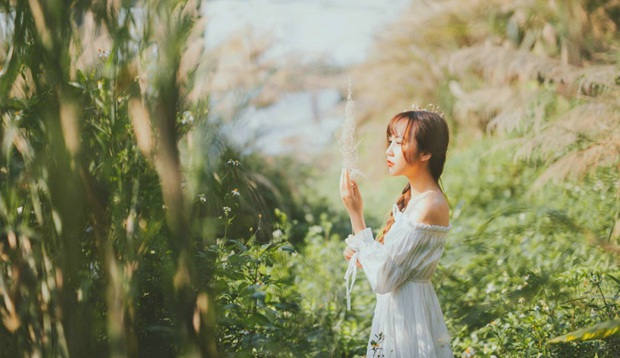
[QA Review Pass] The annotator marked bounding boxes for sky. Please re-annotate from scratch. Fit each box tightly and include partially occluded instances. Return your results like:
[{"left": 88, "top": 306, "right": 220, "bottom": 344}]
[{"left": 203, "top": 0, "right": 411, "bottom": 66}]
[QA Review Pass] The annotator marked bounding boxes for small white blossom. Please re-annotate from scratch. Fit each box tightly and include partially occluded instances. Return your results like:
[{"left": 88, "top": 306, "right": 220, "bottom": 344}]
[
  {"left": 272, "top": 229, "right": 283, "bottom": 239},
  {"left": 223, "top": 206, "right": 231, "bottom": 215},
  {"left": 17, "top": 206, "right": 23, "bottom": 215},
  {"left": 227, "top": 159, "right": 241, "bottom": 166},
  {"left": 231, "top": 188, "right": 240, "bottom": 196},
  {"left": 486, "top": 283, "right": 496, "bottom": 294},
  {"left": 97, "top": 49, "right": 110, "bottom": 59},
  {"left": 181, "top": 111, "right": 194, "bottom": 124},
  {"left": 462, "top": 347, "right": 475, "bottom": 358}
]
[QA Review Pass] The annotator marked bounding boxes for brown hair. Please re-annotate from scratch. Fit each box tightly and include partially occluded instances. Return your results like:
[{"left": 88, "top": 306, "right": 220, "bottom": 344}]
[{"left": 377, "top": 110, "right": 449, "bottom": 243}]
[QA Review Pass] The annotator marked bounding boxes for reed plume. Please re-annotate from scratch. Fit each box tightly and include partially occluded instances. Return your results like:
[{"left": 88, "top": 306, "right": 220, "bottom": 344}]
[{"left": 339, "top": 81, "right": 364, "bottom": 179}]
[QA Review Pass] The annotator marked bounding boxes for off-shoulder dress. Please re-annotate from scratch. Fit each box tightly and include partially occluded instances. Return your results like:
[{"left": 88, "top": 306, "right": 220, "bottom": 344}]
[{"left": 344, "top": 204, "right": 452, "bottom": 358}]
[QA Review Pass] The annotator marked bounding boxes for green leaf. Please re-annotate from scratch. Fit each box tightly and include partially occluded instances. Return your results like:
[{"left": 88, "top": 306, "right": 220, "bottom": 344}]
[{"left": 548, "top": 319, "right": 620, "bottom": 343}]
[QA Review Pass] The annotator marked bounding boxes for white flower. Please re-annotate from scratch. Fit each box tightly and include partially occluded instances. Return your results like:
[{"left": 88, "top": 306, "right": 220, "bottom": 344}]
[
  {"left": 462, "top": 347, "right": 475, "bottom": 358},
  {"left": 226, "top": 159, "right": 241, "bottom": 166},
  {"left": 231, "top": 188, "right": 240, "bottom": 196},
  {"left": 17, "top": 206, "right": 23, "bottom": 215},
  {"left": 223, "top": 206, "right": 231, "bottom": 215},
  {"left": 97, "top": 49, "right": 110, "bottom": 59},
  {"left": 272, "top": 229, "right": 283, "bottom": 239},
  {"left": 486, "top": 283, "right": 496, "bottom": 294},
  {"left": 181, "top": 111, "right": 194, "bottom": 124}
]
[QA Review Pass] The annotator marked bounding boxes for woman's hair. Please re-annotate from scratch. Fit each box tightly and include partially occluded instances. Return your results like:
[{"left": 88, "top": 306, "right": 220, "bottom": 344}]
[{"left": 377, "top": 110, "right": 449, "bottom": 243}]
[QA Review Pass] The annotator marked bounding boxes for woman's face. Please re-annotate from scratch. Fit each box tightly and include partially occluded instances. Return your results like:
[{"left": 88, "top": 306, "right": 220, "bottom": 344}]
[{"left": 386, "top": 120, "right": 417, "bottom": 177}]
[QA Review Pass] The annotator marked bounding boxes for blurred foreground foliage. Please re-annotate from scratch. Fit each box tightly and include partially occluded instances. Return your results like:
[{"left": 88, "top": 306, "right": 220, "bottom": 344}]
[{"left": 0, "top": 0, "right": 619, "bottom": 357}]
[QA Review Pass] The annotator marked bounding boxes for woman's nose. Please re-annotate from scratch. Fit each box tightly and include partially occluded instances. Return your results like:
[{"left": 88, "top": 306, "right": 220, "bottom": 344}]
[{"left": 386, "top": 144, "right": 394, "bottom": 156}]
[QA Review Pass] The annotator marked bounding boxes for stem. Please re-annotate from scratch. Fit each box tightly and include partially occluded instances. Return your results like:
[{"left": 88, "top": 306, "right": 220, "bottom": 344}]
[{"left": 594, "top": 280, "right": 614, "bottom": 320}]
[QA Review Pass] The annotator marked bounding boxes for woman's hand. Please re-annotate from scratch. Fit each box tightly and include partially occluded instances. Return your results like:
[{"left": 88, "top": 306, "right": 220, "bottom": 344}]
[
  {"left": 340, "top": 168, "right": 363, "bottom": 216},
  {"left": 343, "top": 247, "right": 362, "bottom": 268},
  {"left": 340, "top": 169, "right": 366, "bottom": 233}
]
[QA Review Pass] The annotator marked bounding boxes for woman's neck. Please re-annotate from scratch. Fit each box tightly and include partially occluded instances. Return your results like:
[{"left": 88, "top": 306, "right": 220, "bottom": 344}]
[{"left": 407, "top": 170, "right": 438, "bottom": 197}]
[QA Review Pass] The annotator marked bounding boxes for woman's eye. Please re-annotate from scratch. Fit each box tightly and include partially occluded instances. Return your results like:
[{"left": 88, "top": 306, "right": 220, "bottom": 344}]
[{"left": 389, "top": 138, "right": 402, "bottom": 144}]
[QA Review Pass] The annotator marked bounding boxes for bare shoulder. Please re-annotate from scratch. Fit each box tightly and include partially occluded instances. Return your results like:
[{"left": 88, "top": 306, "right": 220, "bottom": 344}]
[{"left": 405, "top": 191, "right": 450, "bottom": 227}]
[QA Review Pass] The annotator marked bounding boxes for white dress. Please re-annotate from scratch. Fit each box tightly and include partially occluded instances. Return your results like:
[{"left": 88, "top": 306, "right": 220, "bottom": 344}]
[{"left": 344, "top": 204, "right": 452, "bottom": 358}]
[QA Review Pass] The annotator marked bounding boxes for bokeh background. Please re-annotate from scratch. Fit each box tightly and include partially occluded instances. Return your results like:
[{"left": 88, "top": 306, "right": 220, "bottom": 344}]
[{"left": 0, "top": 0, "right": 619, "bottom": 357}]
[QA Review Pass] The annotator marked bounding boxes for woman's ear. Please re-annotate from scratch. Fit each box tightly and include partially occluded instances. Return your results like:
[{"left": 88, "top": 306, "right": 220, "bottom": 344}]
[{"left": 420, "top": 152, "right": 432, "bottom": 162}]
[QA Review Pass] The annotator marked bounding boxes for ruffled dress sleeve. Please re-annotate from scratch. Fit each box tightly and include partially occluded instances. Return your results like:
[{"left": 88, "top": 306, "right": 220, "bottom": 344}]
[{"left": 344, "top": 205, "right": 450, "bottom": 310}]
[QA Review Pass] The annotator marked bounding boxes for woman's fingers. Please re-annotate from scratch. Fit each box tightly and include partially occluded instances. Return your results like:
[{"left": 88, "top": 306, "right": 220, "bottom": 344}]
[
  {"left": 340, "top": 169, "right": 351, "bottom": 199},
  {"left": 340, "top": 169, "right": 363, "bottom": 218},
  {"left": 340, "top": 168, "right": 348, "bottom": 197},
  {"left": 350, "top": 179, "right": 359, "bottom": 196},
  {"left": 343, "top": 168, "right": 351, "bottom": 188},
  {"left": 343, "top": 248, "right": 362, "bottom": 268}
]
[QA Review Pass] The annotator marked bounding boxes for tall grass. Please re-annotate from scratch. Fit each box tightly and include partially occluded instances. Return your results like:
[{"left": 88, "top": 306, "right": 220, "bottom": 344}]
[{"left": 0, "top": 1, "right": 217, "bottom": 356}]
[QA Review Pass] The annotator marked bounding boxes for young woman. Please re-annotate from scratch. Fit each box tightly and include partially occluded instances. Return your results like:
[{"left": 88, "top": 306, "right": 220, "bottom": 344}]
[{"left": 340, "top": 110, "right": 452, "bottom": 357}]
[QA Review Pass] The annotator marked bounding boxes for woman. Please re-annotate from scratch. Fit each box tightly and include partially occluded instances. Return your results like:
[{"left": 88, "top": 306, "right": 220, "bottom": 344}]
[{"left": 340, "top": 110, "right": 452, "bottom": 357}]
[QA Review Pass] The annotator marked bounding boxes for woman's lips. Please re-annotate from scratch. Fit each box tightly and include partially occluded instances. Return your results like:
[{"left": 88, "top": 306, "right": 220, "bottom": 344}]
[{"left": 387, "top": 160, "right": 394, "bottom": 167}]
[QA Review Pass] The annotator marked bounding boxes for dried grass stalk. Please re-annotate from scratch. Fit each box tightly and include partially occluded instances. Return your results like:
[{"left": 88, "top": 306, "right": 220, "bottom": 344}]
[{"left": 339, "top": 81, "right": 364, "bottom": 179}]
